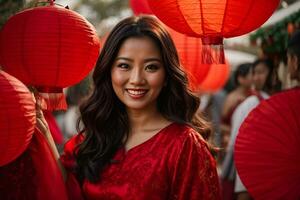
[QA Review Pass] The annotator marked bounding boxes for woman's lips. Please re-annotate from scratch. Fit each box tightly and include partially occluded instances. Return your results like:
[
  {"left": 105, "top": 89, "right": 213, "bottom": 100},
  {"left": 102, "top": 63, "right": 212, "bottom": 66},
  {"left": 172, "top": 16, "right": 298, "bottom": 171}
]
[{"left": 126, "top": 89, "right": 148, "bottom": 99}]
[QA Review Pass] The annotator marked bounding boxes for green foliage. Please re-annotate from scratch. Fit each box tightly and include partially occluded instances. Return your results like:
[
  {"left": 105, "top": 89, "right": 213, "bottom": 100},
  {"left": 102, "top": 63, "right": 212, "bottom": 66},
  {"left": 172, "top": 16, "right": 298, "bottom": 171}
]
[
  {"left": 0, "top": 0, "right": 25, "bottom": 28},
  {"left": 250, "top": 9, "right": 300, "bottom": 60},
  {"left": 0, "top": 0, "right": 129, "bottom": 30},
  {"left": 0, "top": 0, "right": 49, "bottom": 29},
  {"left": 78, "top": 0, "right": 129, "bottom": 22}
]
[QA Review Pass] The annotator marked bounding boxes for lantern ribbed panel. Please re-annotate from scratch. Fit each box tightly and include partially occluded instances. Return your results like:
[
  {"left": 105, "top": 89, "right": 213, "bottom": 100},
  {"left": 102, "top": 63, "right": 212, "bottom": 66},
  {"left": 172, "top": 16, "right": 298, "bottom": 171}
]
[
  {"left": 0, "top": 5, "right": 100, "bottom": 88},
  {"left": 199, "top": 63, "right": 230, "bottom": 93},
  {"left": 0, "top": 71, "right": 36, "bottom": 166},
  {"left": 167, "top": 27, "right": 210, "bottom": 91},
  {"left": 147, "top": 0, "right": 280, "bottom": 38},
  {"left": 130, "top": 0, "right": 153, "bottom": 15}
]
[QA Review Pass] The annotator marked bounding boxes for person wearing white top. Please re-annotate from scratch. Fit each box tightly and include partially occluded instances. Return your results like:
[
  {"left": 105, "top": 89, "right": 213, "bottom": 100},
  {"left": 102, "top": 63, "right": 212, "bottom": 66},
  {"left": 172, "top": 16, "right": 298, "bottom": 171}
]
[
  {"left": 232, "top": 92, "right": 269, "bottom": 194},
  {"left": 222, "top": 58, "right": 278, "bottom": 200}
]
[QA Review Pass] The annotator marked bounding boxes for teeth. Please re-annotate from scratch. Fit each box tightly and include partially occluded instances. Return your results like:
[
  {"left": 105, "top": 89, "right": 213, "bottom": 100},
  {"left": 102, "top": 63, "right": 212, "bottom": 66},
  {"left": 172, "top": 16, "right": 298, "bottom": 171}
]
[{"left": 127, "top": 90, "right": 146, "bottom": 95}]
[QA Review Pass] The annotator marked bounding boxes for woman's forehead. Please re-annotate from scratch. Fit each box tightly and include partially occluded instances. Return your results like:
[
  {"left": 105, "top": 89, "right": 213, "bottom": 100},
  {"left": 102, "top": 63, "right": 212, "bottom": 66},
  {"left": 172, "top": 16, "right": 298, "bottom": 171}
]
[{"left": 117, "top": 37, "right": 161, "bottom": 58}]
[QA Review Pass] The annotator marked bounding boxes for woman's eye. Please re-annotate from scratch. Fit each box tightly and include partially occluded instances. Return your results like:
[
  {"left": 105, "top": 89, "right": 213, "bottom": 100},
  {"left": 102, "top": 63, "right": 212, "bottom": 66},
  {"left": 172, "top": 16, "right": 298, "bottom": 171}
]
[
  {"left": 145, "top": 64, "right": 159, "bottom": 71},
  {"left": 117, "top": 63, "right": 129, "bottom": 69}
]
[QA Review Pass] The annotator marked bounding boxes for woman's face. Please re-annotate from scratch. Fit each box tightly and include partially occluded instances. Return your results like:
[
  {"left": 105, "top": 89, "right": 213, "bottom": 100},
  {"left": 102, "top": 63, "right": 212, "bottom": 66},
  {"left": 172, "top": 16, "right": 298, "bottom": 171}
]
[
  {"left": 253, "top": 63, "right": 270, "bottom": 90},
  {"left": 239, "top": 71, "right": 253, "bottom": 89},
  {"left": 111, "top": 36, "right": 166, "bottom": 112},
  {"left": 287, "top": 53, "right": 298, "bottom": 80}
]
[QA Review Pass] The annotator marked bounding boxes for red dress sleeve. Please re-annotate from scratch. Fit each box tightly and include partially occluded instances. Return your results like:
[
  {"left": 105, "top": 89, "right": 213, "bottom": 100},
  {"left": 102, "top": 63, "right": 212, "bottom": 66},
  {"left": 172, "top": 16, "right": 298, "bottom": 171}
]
[
  {"left": 60, "top": 134, "right": 85, "bottom": 200},
  {"left": 170, "top": 130, "right": 221, "bottom": 200},
  {"left": 0, "top": 128, "right": 68, "bottom": 200}
]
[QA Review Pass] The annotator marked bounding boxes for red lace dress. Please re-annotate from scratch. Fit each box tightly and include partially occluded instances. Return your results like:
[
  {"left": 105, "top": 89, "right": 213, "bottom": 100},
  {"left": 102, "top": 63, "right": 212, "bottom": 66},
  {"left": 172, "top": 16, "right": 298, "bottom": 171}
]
[{"left": 61, "top": 122, "right": 221, "bottom": 200}]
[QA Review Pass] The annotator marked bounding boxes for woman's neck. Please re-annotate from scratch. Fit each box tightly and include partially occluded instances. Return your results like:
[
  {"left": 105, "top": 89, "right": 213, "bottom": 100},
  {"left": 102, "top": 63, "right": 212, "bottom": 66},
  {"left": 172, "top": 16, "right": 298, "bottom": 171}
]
[
  {"left": 236, "top": 86, "right": 250, "bottom": 95},
  {"left": 127, "top": 106, "right": 167, "bottom": 134}
]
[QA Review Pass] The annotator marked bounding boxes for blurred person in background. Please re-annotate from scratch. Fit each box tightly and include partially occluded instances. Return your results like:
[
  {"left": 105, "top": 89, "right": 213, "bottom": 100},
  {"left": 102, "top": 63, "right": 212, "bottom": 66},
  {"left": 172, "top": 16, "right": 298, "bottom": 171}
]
[
  {"left": 222, "top": 58, "right": 281, "bottom": 200},
  {"left": 219, "top": 63, "right": 253, "bottom": 200},
  {"left": 287, "top": 30, "right": 300, "bottom": 84},
  {"left": 221, "top": 63, "right": 253, "bottom": 152}
]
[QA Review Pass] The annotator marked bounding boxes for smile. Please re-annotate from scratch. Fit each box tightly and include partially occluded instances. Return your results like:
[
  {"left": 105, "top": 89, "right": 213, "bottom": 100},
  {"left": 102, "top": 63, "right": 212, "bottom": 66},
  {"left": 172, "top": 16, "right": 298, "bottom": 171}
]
[{"left": 126, "top": 89, "right": 148, "bottom": 98}]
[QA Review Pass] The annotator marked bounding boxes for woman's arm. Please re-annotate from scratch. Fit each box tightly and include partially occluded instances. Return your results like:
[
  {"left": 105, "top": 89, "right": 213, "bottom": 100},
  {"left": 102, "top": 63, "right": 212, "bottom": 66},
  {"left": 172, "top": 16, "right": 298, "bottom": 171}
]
[
  {"left": 169, "top": 131, "right": 221, "bottom": 200},
  {"left": 35, "top": 102, "right": 67, "bottom": 181}
]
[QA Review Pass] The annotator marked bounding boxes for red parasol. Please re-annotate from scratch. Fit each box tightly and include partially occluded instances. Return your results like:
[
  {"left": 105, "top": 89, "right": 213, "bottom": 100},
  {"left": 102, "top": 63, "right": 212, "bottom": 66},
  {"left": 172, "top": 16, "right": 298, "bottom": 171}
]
[{"left": 234, "top": 87, "right": 300, "bottom": 199}]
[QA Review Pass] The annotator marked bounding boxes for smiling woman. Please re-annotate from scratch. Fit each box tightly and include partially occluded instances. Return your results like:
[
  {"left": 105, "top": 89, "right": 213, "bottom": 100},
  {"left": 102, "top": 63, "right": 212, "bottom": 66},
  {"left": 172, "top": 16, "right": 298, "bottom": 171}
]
[
  {"left": 37, "top": 15, "right": 221, "bottom": 200},
  {"left": 111, "top": 36, "right": 166, "bottom": 112}
]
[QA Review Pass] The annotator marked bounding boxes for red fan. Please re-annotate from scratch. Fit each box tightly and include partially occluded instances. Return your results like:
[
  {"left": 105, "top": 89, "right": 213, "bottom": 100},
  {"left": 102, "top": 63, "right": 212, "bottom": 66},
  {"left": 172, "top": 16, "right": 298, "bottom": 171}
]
[{"left": 234, "top": 87, "right": 300, "bottom": 200}]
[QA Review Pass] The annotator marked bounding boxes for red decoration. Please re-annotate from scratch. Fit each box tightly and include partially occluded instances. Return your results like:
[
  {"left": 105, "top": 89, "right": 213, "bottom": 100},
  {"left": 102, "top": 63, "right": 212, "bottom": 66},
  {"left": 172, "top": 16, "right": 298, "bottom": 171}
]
[
  {"left": 130, "top": 0, "right": 152, "bottom": 15},
  {"left": 0, "top": 1, "right": 100, "bottom": 110},
  {"left": 168, "top": 27, "right": 210, "bottom": 91},
  {"left": 198, "top": 63, "right": 230, "bottom": 93},
  {"left": 287, "top": 22, "right": 295, "bottom": 35},
  {"left": 147, "top": 0, "right": 280, "bottom": 63},
  {"left": 0, "top": 70, "right": 36, "bottom": 166},
  {"left": 129, "top": 0, "right": 229, "bottom": 92},
  {"left": 234, "top": 88, "right": 300, "bottom": 199}
]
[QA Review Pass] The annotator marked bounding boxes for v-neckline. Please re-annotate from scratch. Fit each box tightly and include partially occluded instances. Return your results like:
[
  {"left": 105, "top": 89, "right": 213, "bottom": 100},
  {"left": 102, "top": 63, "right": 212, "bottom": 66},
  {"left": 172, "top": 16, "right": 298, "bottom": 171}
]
[{"left": 122, "top": 122, "right": 176, "bottom": 155}]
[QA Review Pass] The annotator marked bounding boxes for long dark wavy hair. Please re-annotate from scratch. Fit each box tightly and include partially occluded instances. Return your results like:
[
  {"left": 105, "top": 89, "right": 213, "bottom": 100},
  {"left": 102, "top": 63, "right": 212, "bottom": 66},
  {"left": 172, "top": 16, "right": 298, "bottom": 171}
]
[{"left": 75, "top": 15, "right": 211, "bottom": 183}]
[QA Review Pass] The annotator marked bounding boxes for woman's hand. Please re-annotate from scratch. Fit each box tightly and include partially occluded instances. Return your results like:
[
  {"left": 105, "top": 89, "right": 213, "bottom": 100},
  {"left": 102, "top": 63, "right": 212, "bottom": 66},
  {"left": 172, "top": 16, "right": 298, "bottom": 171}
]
[
  {"left": 31, "top": 89, "right": 51, "bottom": 137},
  {"left": 36, "top": 103, "right": 51, "bottom": 137},
  {"left": 31, "top": 90, "right": 67, "bottom": 181}
]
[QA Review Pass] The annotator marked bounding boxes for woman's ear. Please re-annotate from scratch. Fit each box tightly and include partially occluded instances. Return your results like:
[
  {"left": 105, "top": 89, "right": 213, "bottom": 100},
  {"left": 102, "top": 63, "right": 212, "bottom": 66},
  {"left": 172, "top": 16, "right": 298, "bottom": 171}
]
[
  {"left": 295, "top": 55, "right": 300, "bottom": 72},
  {"left": 291, "top": 55, "right": 300, "bottom": 75},
  {"left": 288, "top": 54, "right": 300, "bottom": 80},
  {"left": 288, "top": 54, "right": 298, "bottom": 71},
  {"left": 292, "top": 55, "right": 300, "bottom": 69}
]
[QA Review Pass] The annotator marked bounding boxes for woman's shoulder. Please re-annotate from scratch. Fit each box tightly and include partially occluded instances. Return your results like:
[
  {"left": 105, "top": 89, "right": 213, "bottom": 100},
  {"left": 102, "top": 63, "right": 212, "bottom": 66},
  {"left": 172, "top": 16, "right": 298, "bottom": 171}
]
[
  {"left": 166, "top": 122, "right": 209, "bottom": 150},
  {"left": 235, "top": 94, "right": 262, "bottom": 112},
  {"left": 64, "top": 134, "right": 85, "bottom": 154},
  {"left": 166, "top": 123, "right": 215, "bottom": 169},
  {"left": 60, "top": 134, "right": 84, "bottom": 171}
]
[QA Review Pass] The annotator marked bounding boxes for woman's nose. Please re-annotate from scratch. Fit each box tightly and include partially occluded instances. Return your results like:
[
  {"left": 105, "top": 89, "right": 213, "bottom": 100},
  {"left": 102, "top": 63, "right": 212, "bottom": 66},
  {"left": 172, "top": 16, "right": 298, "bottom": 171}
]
[{"left": 129, "top": 67, "right": 145, "bottom": 84}]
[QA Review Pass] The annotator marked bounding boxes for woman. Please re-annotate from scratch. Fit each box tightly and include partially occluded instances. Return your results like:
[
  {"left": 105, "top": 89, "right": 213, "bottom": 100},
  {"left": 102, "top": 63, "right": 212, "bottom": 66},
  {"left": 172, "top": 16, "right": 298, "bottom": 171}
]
[
  {"left": 38, "top": 16, "right": 220, "bottom": 199},
  {"left": 220, "top": 63, "right": 253, "bottom": 200},
  {"left": 221, "top": 63, "right": 253, "bottom": 132},
  {"left": 287, "top": 30, "right": 300, "bottom": 82},
  {"left": 222, "top": 58, "right": 278, "bottom": 200}
]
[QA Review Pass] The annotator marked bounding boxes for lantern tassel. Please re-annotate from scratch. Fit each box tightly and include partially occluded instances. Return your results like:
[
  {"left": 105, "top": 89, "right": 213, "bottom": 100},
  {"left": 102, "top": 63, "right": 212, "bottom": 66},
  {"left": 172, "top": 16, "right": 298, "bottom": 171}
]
[
  {"left": 35, "top": 87, "right": 67, "bottom": 111},
  {"left": 201, "top": 36, "right": 225, "bottom": 64},
  {"left": 38, "top": 92, "right": 67, "bottom": 111}
]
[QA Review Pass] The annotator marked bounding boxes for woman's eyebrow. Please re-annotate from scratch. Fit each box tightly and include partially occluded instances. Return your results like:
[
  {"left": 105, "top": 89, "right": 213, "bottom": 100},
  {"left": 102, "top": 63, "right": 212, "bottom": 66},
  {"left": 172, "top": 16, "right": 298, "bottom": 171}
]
[
  {"left": 115, "top": 57, "right": 162, "bottom": 63},
  {"left": 144, "top": 58, "right": 162, "bottom": 62},
  {"left": 115, "top": 57, "right": 133, "bottom": 62}
]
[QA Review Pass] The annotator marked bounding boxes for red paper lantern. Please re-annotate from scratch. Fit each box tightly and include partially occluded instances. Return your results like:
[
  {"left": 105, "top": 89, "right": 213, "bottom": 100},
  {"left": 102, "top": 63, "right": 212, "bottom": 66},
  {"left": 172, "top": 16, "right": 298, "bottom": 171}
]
[
  {"left": 130, "top": 0, "right": 152, "bottom": 15},
  {"left": 167, "top": 27, "right": 210, "bottom": 91},
  {"left": 147, "top": 0, "right": 280, "bottom": 63},
  {"left": 129, "top": 0, "right": 223, "bottom": 91},
  {"left": 0, "top": 70, "right": 36, "bottom": 166},
  {"left": 198, "top": 63, "right": 230, "bottom": 93},
  {"left": 0, "top": 1, "right": 100, "bottom": 110}
]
